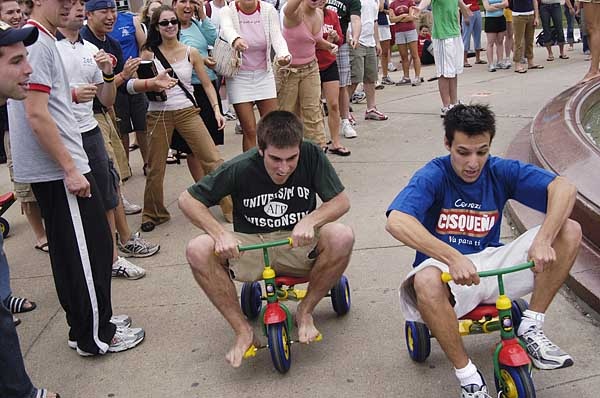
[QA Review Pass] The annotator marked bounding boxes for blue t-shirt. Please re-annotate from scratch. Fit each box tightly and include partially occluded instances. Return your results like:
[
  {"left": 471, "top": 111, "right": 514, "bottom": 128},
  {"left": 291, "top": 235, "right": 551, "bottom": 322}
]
[
  {"left": 386, "top": 155, "right": 556, "bottom": 266},
  {"left": 486, "top": 0, "right": 504, "bottom": 18},
  {"left": 108, "top": 12, "right": 140, "bottom": 60},
  {"left": 180, "top": 18, "right": 218, "bottom": 83}
]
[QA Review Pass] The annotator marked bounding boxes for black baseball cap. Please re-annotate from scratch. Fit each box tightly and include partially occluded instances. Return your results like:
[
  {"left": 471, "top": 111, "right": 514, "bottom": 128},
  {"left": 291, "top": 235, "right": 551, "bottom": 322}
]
[{"left": 0, "top": 21, "right": 38, "bottom": 47}]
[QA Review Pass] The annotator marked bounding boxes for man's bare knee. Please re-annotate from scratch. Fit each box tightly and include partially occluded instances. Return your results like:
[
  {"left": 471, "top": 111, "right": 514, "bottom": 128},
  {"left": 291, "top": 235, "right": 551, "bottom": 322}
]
[
  {"left": 186, "top": 235, "right": 217, "bottom": 273},
  {"left": 413, "top": 267, "right": 448, "bottom": 305},
  {"left": 319, "top": 223, "right": 354, "bottom": 255},
  {"left": 558, "top": 218, "right": 582, "bottom": 249}
]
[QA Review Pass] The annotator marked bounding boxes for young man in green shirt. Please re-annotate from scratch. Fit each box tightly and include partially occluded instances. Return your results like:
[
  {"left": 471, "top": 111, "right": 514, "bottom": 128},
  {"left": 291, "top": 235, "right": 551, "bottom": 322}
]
[
  {"left": 415, "top": 0, "right": 472, "bottom": 116},
  {"left": 179, "top": 110, "right": 355, "bottom": 368}
]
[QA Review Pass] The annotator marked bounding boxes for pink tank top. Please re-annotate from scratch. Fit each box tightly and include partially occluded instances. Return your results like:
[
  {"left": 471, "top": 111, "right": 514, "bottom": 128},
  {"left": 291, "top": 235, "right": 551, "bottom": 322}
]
[
  {"left": 237, "top": 8, "right": 267, "bottom": 71},
  {"left": 283, "top": 20, "right": 321, "bottom": 65}
]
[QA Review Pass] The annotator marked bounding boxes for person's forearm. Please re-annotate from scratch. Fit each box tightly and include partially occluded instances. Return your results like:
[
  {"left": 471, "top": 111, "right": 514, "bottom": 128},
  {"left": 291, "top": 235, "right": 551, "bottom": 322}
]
[
  {"left": 536, "top": 177, "right": 577, "bottom": 244},
  {"left": 97, "top": 81, "right": 116, "bottom": 108},
  {"left": 533, "top": 0, "right": 539, "bottom": 16},
  {"left": 302, "top": 192, "right": 350, "bottom": 229},
  {"left": 201, "top": 79, "right": 220, "bottom": 112},
  {"left": 25, "top": 104, "right": 78, "bottom": 174},
  {"left": 179, "top": 191, "right": 228, "bottom": 238},
  {"left": 385, "top": 211, "right": 463, "bottom": 265},
  {"left": 350, "top": 15, "right": 361, "bottom": 44}
]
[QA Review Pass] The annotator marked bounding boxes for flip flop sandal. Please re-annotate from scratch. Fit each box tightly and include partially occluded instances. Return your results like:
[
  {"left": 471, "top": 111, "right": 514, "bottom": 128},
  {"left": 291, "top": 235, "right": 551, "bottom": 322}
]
[
  {"left": 528, "top": 64, "right": 544, "bottom": 69},
  {"left": 35, "top": 242, "right": 49, "bottom": 253},
  {"left": 559, "top": 55, "right": 569, "bottom": 59},
  {"left": 514, "top": 68, "right": 527, "bottom": 74},
  {"left": 6, "top": 295, "right": 37, "bottom": 314},
  {"left": 464, "top": 63, "right": 472, "bottom": 67},
  {"left": 166, "top": 153, "right": 179, "bottom": 164},
  {"left": 328, "top": 146, "right": 351, "bottom": 156},
  {"left": 547, "top": 56, "right": 555, "bottom": 61},
  {"left": 475, "top": 60, "right": 487, "bottom": 64},
  {"left": 35, "top": 389, "right": 61, "bottom": 398}
]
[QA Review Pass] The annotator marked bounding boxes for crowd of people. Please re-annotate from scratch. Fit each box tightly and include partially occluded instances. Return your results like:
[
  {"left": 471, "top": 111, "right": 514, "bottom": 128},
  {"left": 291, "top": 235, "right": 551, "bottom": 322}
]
[{"left": 0, "top": 0, "right": 596, "bottom": 397}]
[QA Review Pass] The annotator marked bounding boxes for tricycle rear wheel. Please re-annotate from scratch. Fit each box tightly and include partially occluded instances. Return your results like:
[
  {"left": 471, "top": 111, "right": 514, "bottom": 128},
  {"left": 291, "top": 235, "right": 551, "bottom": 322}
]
[
  {"left": 330, "top": 275, "right": 351, "bottom": 315},
  {"left": 241, "top": 281, "right": 262, "bottom": 320},
  {"left": 405, "top": 320, "right": 431, "bottom": 362}
]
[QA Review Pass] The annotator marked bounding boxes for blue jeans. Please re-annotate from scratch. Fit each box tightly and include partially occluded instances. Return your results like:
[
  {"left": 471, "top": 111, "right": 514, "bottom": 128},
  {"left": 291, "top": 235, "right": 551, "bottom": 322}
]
[
  {"left": 0, "top": 233, "right": 11, "bottom": 301},
  {"left": 462, "top": 10, "right": 482, "bottom": 52},
  {"left": 0, "top": 234, "right": 35, "bottom": 398},
  {"left": 564, "top": 4, "right": 575, "bottom": 44},
  {"left": 540, "top": 3, "right": 566, "bottom": 46}
]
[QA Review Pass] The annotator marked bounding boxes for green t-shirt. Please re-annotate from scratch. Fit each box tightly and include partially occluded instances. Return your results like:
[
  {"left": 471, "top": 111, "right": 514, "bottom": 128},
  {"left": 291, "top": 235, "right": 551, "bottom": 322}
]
[
  {"left": 187, "top": 141, "right": 345, "bottom": 234},
  {"left": 431, "top": 0, "right": 461, "bottom": 40}
]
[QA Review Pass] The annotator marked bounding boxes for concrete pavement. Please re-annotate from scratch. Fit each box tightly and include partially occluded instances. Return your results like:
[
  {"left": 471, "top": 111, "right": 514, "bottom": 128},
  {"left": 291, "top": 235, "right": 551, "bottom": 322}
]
[{"left": 3, "top": 43, "right": 600, "bottom": 397}]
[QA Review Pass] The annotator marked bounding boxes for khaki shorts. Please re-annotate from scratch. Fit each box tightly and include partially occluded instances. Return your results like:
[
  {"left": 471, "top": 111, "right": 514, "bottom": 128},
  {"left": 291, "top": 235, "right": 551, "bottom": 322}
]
[
  {"left": 350, "top": 44, "right": 378, "bottom": 84},
  {"left": 94, "top": 111, "right": 131, "bottom": 181},
  {"left": 4, "top": 133, "right": 36, "bottom": 203},
  {"left": 228, "top": 230, "right": 319, "bottom": 282}
]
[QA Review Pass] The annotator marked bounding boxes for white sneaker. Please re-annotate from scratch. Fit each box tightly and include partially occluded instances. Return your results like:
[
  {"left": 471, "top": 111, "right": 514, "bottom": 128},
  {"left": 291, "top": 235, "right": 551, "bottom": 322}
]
[
  {"left": 112, "top": 256, "right": 146, "bottom": 280},
  {"left": 461, "top": 371, "right": 491, "bottom": 397},
  {"left": 520, "top": 325, "right": 574, "bottom": 370},
  {"left": 342, "top": 120, "right": 357, "bottom": 139},
  {"left": 68, "top": 315, "right": 142, "bottom": 355},
  {"left": 108, "top": 326, "right": 145, "bottom": 353},
  {"left": 121, "top": 194, "right": 141, "bottom": 215},
  {"left": 388, "top": 62, "right": 397, "bottom": 72}
]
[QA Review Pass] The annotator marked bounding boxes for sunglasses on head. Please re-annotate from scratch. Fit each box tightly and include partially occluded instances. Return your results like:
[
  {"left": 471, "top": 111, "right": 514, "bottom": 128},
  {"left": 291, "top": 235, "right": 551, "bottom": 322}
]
[{"left": 158, "top": 18, "right": 178, "bottom": 27}]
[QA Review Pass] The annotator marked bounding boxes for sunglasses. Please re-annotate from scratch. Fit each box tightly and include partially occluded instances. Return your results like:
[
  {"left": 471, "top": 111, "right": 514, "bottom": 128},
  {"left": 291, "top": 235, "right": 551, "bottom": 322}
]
[{"left": 158, "top": 18, "right": 178, "bottom": 27}]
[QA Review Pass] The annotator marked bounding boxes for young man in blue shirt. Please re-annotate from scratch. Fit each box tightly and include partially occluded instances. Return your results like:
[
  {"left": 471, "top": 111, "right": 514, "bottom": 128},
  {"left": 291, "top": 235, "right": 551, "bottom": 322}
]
[{"left": 386, "top": 104, "right": 581, "bottom": 397}]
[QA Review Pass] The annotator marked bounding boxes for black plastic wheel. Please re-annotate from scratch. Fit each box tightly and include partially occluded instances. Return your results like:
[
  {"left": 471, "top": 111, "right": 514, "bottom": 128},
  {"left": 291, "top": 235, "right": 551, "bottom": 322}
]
[
  {"left": 495, "top": 364, "right": 536, "bottom": 398},
  {"left": 0, "top": 217, "right": 9, "bottom": 238},
  {"left": 405, "top": 320, "right": 431, "bottom": 362},
  {"left": 511, "top": 298, "right": 529, "bottom": 332},
  {"left": 240, "top": 281, "right": 262, "bottom": 320},
  {"left": 330, "top": 275, "right": 351, "bottom": 315},
  {"left": 267, "top": 322, "right": 291, "bottom": 373}
]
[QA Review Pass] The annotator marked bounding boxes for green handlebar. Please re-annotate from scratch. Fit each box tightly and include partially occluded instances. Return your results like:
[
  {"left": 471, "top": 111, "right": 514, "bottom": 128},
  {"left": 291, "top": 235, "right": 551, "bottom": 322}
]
[
  {"left": 441, "top": 261, "right": 534, "bottom": 283},
  {"left": 238, "top": 238, "right": 293, "bottom": 252}
]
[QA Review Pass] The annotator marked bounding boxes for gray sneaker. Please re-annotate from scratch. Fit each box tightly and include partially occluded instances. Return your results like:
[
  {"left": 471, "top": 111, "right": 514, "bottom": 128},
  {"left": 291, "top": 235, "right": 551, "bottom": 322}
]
[
  {"left": 381, "top": 76, "right": 396, "bottom": 85},
  {"left": 121, "top": 194, "right": 141, "bottom": 215},
  {"left": 351, "top": 91, "right": 366, "bottom": 104},
  {"left": 108, "top": 327, "right": 145, "bottom": 353},
  {"left": 520, "top": 325, "right": 574, "bottom": 370},
  {"left": 118, "top": 232, "right": 160, "bottom": 258},
  {"left": 68, "top": 315, "right": 141, "bottom": 355}
]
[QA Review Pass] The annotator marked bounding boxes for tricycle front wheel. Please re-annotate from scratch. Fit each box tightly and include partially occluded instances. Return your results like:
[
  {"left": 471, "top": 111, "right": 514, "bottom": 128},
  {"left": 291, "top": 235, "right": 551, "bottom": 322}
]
[
  {"left": 267, "top": 322, "right": 291, "bottom": 373},
  {"left": 495, "top": 364, "right": 536, "bottom": 398}
]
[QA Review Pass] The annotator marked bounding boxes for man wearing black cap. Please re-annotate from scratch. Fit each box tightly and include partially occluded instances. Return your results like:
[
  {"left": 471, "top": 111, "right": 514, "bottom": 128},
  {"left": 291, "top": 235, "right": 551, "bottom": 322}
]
[
  {"left": 7, "top": 0, "right": 144, "bottom": 357},
  {"left": 0, "top": 18, "right": 61, "bottom": 398}
]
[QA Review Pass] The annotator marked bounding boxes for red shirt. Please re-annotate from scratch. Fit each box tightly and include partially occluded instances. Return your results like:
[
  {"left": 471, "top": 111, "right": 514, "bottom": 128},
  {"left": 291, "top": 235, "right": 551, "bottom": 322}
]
[
  {"left": 418, "top": 32, "right": 431, "bottom": 57},
  {"left": 389, "top": 0, "right": 416, "bottom": 33},
  {"left": 464, "top": 0, "right": 480, "bottom": 12},
  {"left": 317, "top": 9, "right": 344, "bottom": 71}
]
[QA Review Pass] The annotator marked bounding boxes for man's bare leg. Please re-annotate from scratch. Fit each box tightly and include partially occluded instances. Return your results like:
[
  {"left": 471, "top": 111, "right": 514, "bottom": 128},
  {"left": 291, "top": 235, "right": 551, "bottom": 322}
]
[
  {"left": 414, "top": 266, "right": 469, "bottom": 368},
  {"left": 438, "top": 77, "right": 452, "bottom": 108},
  {"left": 583, "top": 3, "right": 600, "bottom": 81},
  {"left": 296, "top": 223, "right": 354, "bottom": 343},
  {"left": 23, "top": 202, "right": 47, "bottom": 247},
  {"left": 186, "top": 234, "right": 256, "bottom": 367},
  {"left": 529, "top": 219, "right": 581, "bottom": 312}
]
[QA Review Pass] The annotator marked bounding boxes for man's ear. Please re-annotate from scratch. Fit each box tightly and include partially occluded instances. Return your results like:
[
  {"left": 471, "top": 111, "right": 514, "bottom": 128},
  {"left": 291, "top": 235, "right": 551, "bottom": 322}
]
[
  {"left": 444, "top": 136, "right": 451, "bottom": 152},
  {"left": 258, "top": 149, "right": 263, "bottom": 157}
]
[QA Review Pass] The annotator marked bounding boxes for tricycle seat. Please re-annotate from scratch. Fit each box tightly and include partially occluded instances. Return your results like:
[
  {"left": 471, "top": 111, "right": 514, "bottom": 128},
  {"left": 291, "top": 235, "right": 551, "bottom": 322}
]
[
  {"left": 460, "top": 305, "right": 497, "bottom": 321},
  {"left": 275, "top": 276, "right": 309, "bottom": 287}
]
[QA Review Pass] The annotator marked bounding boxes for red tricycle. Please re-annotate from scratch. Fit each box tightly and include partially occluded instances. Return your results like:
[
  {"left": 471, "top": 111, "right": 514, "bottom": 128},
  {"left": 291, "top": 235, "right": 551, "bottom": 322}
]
[
  {"left": 238, "top": 238, "right": 351, "bottom": 373},
  {"left": 404, "top": 262, "right": 536, "bottom": 398},
  {"left": 0, "top": 192, "right": 16, "bottom": 238}
]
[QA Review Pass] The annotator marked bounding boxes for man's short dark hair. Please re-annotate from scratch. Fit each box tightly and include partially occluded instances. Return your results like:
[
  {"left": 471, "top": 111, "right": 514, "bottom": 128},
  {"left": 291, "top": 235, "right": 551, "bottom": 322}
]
[
  {"left": 443, "top": 104, "right": 496, "bottom": 146},
  {"left": 257, "top": 110, "right": 303, "bottom": 151}
]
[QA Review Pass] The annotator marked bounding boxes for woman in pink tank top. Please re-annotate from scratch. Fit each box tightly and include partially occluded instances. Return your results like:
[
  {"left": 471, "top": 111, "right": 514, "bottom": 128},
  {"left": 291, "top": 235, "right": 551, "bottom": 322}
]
[{"left": 276, "top": 0, "right": 337, "bottom": 149}]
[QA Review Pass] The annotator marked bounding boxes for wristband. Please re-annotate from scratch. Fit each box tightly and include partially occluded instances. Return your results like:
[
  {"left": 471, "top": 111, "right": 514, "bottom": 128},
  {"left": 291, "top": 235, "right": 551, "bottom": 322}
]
[
  {"left": 102, "top": 72, "right": 115, "bottom": 83},
  {"left": 126, "top": 79, "right": 138, "bottom": 95},
  {"left": 71, "top": 88, "right": 78, "bottom": 104}
]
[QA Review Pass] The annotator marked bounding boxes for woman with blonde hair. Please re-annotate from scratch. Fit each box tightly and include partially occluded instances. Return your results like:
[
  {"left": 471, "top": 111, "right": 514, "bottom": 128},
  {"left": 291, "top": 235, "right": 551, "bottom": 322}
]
[{"left": 219, "top": 0, "right": 291, "bottom": 151}]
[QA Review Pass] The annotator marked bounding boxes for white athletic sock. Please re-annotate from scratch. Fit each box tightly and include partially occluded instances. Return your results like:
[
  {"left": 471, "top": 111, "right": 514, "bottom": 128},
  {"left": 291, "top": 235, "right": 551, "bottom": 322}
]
[
  {"left": 517, "top": 309, "right": 545, "bottom": 336},
  {"left": 342, "top": 118, "right": 350, "bottom": 124},
  {"left": 455, "top": 359, "right": 483, "bottom": 387}
]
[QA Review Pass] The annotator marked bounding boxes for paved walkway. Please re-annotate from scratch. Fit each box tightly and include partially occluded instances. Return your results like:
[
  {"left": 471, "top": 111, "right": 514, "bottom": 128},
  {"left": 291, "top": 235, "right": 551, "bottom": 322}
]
[{"left": 3, "top": 44, "right": 600, "bottom": 397}]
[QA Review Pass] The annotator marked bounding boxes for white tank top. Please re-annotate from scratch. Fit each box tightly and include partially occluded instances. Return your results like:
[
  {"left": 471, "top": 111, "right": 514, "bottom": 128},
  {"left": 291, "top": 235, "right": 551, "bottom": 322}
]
[{"left": 148, "top": 46, "right": 196, "bottom": 111}]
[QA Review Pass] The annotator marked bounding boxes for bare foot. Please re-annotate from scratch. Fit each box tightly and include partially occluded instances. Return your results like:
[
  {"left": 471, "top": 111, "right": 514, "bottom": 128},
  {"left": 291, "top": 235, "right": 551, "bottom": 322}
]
[
  {"left": 581, "top": 71, "right": 600, "bottom": 83},
  {"left": 295, "top": 311, "right": 320, "bottom": 343},
  {"left": 225, "top": 328, "right": 255, "bottom": 368}
]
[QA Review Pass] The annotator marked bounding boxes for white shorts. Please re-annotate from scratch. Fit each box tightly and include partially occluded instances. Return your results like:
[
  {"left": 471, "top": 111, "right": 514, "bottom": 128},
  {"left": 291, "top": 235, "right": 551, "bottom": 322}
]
[
  {"left": 378, "top": 25, "right": 391, "bottom": 41},
  {"left": 226, "top": 69, "right": 277, "bottom": 104},
  {"left": 398, "top": 226, "right": 539, "bottom": 323},
  {"left": 433, "top": 36, "right": 464, "bottom": 78}
]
